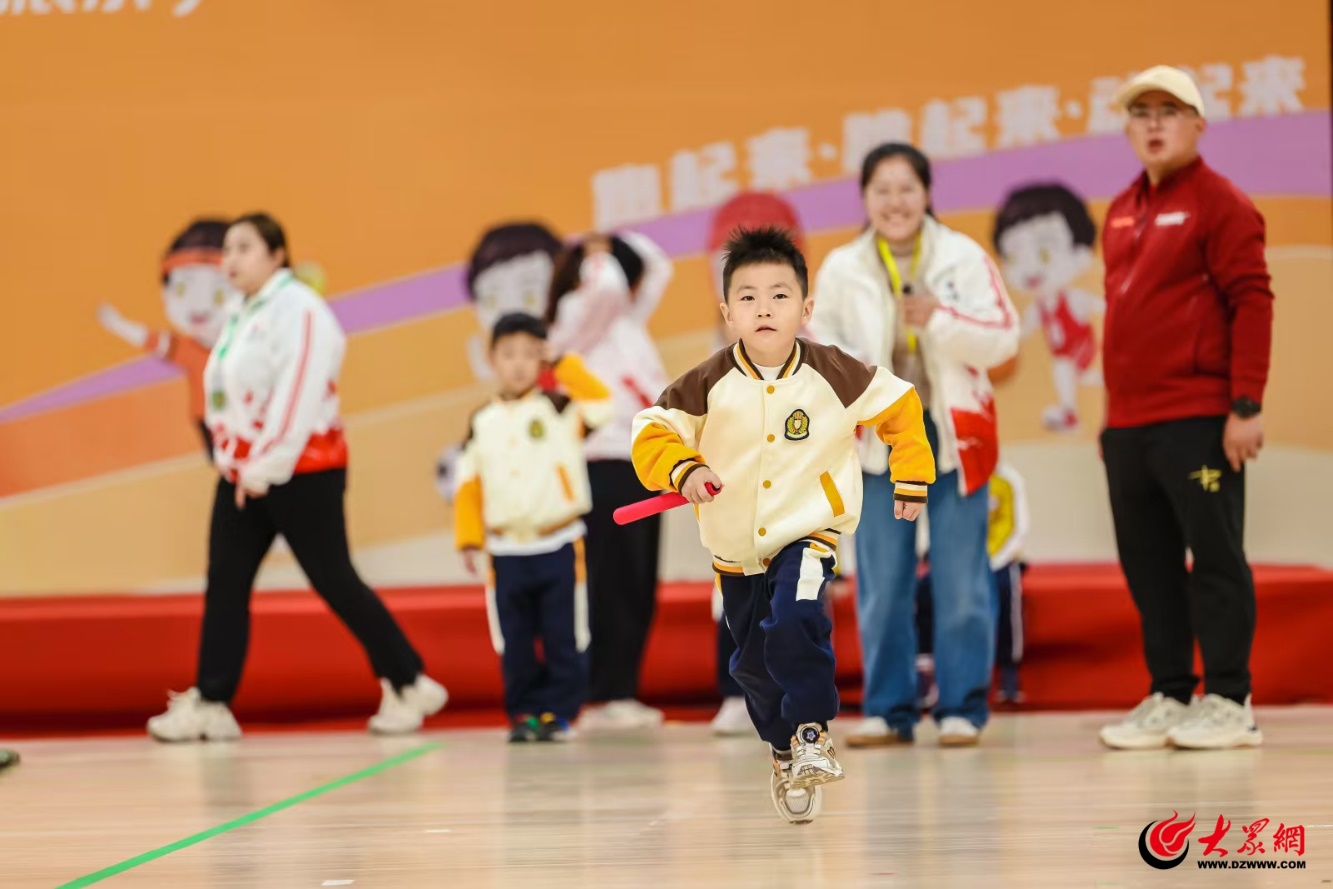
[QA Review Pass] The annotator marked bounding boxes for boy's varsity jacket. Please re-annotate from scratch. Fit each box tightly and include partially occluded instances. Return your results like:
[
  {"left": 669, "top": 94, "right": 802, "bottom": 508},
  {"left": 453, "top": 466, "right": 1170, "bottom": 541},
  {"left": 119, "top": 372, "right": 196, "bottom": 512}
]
[
  {"left": 455, "top": 355, "right": 613, "bottom": 557},
  {"left": 630, "top": 339, "right": 936, "bottom": 576}
]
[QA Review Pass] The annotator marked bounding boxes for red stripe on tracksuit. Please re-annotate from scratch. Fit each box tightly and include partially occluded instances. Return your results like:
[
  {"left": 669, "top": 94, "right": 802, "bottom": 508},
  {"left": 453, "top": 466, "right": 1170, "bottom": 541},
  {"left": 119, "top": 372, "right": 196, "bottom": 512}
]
[{"left": 940, "top": 256, "right": 1015, "bottom": 330}]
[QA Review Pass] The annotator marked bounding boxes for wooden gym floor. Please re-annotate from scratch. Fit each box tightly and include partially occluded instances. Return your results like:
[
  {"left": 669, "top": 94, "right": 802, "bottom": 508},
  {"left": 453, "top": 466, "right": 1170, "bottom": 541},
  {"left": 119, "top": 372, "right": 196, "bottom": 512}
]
[{"left": 2, "top": 708, "right": 1331, "bottom": 888}]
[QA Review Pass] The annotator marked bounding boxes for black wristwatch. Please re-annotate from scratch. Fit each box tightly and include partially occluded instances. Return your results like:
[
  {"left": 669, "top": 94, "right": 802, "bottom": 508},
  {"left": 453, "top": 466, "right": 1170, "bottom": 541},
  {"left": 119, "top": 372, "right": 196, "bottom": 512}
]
[{"left": 1231, "top": 397, "right": 1262, "bottom": 419}]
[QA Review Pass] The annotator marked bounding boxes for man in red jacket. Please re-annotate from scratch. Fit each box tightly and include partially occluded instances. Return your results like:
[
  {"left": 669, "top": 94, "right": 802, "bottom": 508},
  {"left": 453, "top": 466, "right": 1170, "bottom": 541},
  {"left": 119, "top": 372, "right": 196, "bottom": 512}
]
[{"left": 1097, "top": 66, "right": 1272, "bottom": 752}]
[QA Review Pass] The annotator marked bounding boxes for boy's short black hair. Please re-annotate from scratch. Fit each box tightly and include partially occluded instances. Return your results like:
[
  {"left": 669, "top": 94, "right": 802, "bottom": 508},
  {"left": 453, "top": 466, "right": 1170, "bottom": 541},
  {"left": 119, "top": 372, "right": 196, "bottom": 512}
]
[
  {"left": 490, "top": 312, "right": 547, "bottom": 348},
  {"left": 992, "top": 183, "right": 1096, "bottom": 252},
  {"left": 721, "top": 226, "right": 808, "bottom": 300}
]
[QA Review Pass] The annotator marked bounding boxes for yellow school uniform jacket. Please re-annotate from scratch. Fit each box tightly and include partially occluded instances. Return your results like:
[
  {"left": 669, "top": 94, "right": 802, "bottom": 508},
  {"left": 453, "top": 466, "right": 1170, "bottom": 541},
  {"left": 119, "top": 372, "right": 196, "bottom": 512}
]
[
  {"left": 631, "top": 339, "right": 936, "bottom": 576},
  {"left": 455, "top": 355, "right": 613, "bottom": 556}
]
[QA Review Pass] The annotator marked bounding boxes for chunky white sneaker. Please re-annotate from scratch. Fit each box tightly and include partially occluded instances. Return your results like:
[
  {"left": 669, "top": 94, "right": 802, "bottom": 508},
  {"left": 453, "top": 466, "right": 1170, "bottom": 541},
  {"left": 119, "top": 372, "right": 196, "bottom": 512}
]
[
  {"left": 710, "top": 697, "right": 754, "bottom": 736},
  {"left": 368, "top": 675, "right": 449, "bottom": 735},
  {"left": 770, "top": 748, "right": 822, "bottom": 824},
  {"left": 147, "top": 688, "right": 241, "bottom": 743},
  {"left": 788, "top": 723, "right": 845, "bottom": 789},
  {"left": 938, "top": 716, "right": 981, "bottom": 747},
  {"left": 579, "top": 699, "right": 664, "bottom": 731},
  {"left": 845, "top": 716, "right": 912, "bottom": 748},
  {"left": 1099, "top": 693, "right": 1191, "bottom": 750},
  {"left": 1168, "top": 694, "right": 1264, "bottom": 750}
]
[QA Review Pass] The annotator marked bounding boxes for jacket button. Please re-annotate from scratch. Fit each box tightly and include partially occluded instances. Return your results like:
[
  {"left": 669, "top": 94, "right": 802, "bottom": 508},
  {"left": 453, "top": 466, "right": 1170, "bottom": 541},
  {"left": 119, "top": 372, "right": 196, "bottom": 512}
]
[
  {"left": 767, "top": 434, "right": 775, "bottom": 442},
  {"left": 763, "top": 480, "right": 772, "bottom": 488},
  {"left": 767, "top": 385, "right": 775, "bottom": 394},
  {"left": 762, "top": 558, "right": 771, "bottom": 567},
  {"left": 758, "top": 527, "right": 767, "bottom": 536}
]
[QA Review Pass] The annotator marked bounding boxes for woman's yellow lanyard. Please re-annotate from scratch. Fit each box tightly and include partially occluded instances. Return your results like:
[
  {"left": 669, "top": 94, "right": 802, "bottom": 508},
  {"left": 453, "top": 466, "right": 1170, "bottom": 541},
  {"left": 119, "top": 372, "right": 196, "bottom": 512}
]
[{"left": 877, "top": 235, "right": 922, "bottom": 353}]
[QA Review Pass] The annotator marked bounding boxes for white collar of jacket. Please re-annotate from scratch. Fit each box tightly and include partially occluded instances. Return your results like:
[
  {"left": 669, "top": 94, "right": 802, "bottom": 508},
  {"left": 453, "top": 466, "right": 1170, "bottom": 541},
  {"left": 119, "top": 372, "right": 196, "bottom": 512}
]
[{"left": 250, "top": 268, "right": 296, "bottom": 305}]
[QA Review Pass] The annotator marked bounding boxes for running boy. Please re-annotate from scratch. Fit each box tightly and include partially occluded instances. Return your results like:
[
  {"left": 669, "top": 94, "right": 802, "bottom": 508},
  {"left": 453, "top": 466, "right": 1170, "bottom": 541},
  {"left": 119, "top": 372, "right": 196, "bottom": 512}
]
[
  {"left": 630, "top": 228, "right": 935, "bottom": 822},
  {"left": 455, "top": 313, "right": 613, "bottom": 742}
]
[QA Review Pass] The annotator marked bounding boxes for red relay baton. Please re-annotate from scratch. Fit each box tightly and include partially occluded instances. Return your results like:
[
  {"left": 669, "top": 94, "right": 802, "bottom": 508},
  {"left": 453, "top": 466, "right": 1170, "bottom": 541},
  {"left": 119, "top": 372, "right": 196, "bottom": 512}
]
[{"left": 614, "top": 483, "right": 721, "bottom": 525}]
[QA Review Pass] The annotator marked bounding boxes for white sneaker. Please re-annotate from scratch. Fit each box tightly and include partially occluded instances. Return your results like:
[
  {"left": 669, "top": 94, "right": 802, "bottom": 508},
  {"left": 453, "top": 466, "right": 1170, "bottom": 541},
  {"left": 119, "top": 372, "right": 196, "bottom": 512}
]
[
  {"left": 368, "top": 675, "right": 449, "bottom": 735},
  {"left": 1099, "top": 693, "right": 1192, "bottom": 750},
  {"left": 710, "top": 697, "right": 755, "bottom": 736},
  {"left": 1167, "top": 694, "right": 1264, "bottom": 750},
  {"left": 845, "top": 716, "right": 912, "bottom": 748},
  {"left": 937, "top": 716, "right": 981, "bottom": 747},
  {"left": 788, "top": 723, "right": 845, "bottom": 789},
  {"left": 579, "top": 699, "right": 664, "bottom": 731},
  {"left": 147, "top": 688, "right": 241, "bottom": 743}
]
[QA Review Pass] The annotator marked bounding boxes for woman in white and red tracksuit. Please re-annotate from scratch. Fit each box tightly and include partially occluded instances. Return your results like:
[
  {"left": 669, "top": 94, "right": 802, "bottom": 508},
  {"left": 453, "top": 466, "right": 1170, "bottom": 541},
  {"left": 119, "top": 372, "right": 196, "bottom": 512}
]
[
  {"left": 545, "top": 232, "right": 672, "bottom": 730},
  {"left": 147, "top": 213, "right": 446, "bottom": 743}
]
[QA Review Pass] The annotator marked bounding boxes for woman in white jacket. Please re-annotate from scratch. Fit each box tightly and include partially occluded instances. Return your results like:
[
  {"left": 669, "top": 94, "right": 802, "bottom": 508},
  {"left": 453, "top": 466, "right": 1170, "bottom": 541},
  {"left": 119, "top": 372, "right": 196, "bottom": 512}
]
[
  {"left": 147, "top": 213, "right": 447, "bottom": 742},
  {"left": 810, "top": 144, "right": 1019, "bottom": 747},
  {"left": 546, "top": 232, "right": 671, "bottom": 731}
]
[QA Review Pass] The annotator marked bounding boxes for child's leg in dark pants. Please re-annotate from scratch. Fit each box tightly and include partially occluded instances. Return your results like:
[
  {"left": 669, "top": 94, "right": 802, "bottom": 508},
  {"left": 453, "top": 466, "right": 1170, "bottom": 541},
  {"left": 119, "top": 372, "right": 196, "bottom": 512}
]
[
  {"left": 534, "top": 541, "right": 590, "bottom": 722},
  {"left": 718, "top": 539, "right": 839, "bottom": 749},
  {"left": 716, "top": 619, "right": 745, "bottom": 698},
  {"left": 719, "top": 571, "right": 792, "bottom": 748},
  {"left": 487, "top": 555, "right": 544, "bottom": 719},
  {"left": 994, "top": 561, "right": 1024, "bottom": 701}
]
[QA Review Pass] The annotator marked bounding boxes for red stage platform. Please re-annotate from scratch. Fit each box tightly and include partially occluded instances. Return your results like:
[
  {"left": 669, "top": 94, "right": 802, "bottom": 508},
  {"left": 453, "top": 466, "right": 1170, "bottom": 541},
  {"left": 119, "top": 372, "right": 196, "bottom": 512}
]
[{"left": 2, "top": 564, "right": 1330, "bottom": 733}]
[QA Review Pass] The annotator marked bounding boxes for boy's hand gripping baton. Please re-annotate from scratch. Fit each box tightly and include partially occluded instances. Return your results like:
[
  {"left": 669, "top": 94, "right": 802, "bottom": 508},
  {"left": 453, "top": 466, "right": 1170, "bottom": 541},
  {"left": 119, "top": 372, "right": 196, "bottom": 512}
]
[{"left": 613, "top": 484, "right": 721, "bottom": 525}]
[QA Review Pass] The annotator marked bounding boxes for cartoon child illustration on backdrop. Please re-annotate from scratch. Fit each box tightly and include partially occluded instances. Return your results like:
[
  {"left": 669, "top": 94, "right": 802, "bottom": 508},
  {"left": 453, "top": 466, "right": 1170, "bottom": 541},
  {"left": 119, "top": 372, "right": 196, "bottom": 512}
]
[
  {"left": 992, "top": 184, "right": 1102, "bottom": 432},
  {"left": 97, "top": 219, "right": 235, "bottom": 458},
  {"left": 98, "top": 218, "right": 327, "bottom": 458},
  {"left": 464, "top": 222, "right": 563, "bottom": 382}
]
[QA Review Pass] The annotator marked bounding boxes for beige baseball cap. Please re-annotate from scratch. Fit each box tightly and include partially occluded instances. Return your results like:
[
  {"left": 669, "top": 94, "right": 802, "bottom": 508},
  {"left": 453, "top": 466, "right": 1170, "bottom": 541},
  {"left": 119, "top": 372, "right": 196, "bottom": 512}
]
[{"left": 1115, "top": 65, "right": 1206, "bottom": 119}]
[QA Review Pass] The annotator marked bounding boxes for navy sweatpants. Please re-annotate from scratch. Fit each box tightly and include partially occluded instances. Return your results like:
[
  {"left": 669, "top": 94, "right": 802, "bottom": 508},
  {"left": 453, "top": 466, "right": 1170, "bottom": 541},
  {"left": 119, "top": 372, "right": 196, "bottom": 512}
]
[
  {"left": 487, "top": 541, "right": 589, "bottom": 721},
  {"left": 718, "top": 538, "right": 839, "bottom": 749}
]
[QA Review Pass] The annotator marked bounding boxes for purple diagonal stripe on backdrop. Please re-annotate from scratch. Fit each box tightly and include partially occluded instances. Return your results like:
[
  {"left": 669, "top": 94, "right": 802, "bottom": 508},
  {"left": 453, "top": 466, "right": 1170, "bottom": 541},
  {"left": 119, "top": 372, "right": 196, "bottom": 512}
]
[{"left": 3, "top": 111, "right": 1327, "bottom": 426}]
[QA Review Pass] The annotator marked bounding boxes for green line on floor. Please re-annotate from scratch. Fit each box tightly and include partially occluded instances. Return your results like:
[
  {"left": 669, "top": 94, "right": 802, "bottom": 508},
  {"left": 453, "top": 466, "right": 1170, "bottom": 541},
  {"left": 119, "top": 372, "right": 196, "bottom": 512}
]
[{"left": 57, "top": 741, "right": 442, "bottom": 888}]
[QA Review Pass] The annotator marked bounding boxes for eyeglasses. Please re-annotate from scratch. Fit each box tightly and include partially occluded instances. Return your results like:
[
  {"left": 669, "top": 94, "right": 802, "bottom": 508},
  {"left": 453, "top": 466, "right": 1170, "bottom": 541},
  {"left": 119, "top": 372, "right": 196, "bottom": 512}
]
[{"left": 1127, "top": 104, "right": 1196, "bottom": 123}]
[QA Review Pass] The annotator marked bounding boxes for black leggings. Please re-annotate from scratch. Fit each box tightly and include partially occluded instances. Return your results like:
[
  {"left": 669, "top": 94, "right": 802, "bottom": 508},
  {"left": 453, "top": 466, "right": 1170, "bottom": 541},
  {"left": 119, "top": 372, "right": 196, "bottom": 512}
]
[{"left": 196, "top": 469, "right": 424, "bottom": 704}]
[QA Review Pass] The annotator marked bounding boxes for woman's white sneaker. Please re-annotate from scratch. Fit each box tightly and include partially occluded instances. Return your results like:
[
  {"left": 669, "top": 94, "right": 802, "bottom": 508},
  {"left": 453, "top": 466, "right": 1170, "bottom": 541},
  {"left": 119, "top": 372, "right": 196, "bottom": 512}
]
[
  {"left": 368, "top": 675, "right": 449, "bottom": 735},
  {"left": 1098, "top": 693, "right": 1191, "bottom": 750},
  {"left": 845, "top": 716, "right": 912, "bottom": 748},
  {"left": 1167, "top": 694, "right": 1263, "bottom": 750},
  {"left": 937, "top": 716, "right": 981, "bottom": 747},
  {"left": 147, "top": 688, "right": 241, "bottom": 743}
]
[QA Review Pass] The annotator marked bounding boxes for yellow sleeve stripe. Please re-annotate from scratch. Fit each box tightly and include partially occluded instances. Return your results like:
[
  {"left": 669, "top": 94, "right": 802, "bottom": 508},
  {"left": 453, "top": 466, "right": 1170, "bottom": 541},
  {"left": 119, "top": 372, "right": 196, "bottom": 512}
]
[{"left": 631, "top": 421, "right": 704, "bottom": 493}]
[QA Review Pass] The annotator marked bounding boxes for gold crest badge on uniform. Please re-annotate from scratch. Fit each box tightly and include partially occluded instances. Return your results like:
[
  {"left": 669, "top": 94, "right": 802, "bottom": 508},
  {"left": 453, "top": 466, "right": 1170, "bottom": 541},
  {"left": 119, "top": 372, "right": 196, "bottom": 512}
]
[
  {"left": 784, "top": 409, "right": 810, "bottom": 441},
  {"left": 529, "top": 418, "right": 545, "bottom": 440}
]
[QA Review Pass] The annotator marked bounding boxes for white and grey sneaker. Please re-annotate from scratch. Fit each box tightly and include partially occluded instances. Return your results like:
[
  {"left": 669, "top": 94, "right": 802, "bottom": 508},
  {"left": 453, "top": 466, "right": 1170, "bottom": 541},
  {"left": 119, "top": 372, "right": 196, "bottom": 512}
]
[
  {"left": 1099, "top": 693, "right": 1192, "bottom": 750},
  {"left": 147, "top": 688, "right": 242, "bottom": 743},
  {"left": 368, "top": 675, "right": 449, "bottom": 735},
  {"left": 788, "top": 723, "right": 845, "bottom": 789},
  {"left": 710, "top": 697, "right": 754, "bottom": 736},
  {"left": 579, "top": 699, "right": 664, "bottom": 731},
  {"left": 1168, "top": 694, "right": 1263, "bottom": 750}
]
